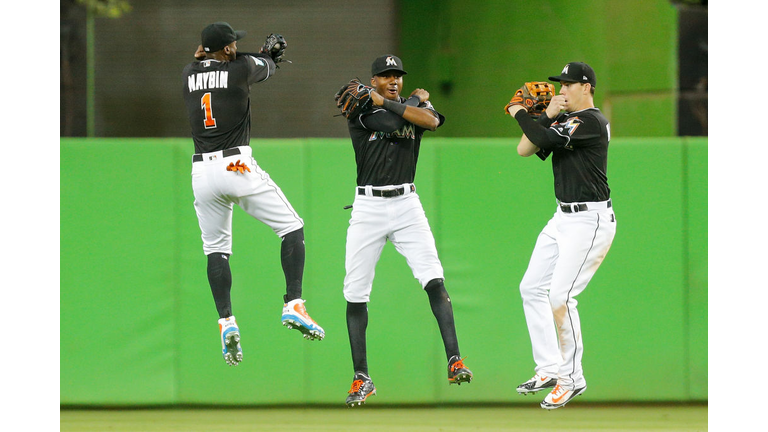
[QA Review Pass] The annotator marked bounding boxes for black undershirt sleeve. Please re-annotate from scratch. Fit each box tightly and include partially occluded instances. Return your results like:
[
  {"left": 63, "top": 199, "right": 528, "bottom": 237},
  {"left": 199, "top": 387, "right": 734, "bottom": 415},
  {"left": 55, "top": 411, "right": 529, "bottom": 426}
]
[
  {"left": 237, "top": 51, "right": 272, "bottom": 61},
  {"left": 513, "top": 110, "right": 567, "bottom": 151}
]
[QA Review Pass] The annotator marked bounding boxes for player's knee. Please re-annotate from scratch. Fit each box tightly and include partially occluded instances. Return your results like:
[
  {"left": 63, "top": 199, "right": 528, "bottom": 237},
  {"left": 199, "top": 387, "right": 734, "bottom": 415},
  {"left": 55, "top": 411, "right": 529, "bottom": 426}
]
[
  {"left": 519, "top": 278, "right": 539, "bottom": 298},
  {"left": 548, "top": 293, "right": 569, "bottom": 311},
  {"left": 344, "top": 285, "right": 370, "bottom": 303}
]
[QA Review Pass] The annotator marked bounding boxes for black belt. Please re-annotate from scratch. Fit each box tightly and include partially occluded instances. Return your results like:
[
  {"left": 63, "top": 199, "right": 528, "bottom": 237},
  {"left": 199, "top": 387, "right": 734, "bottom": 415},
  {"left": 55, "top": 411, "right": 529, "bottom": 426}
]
[
  {"left": 560, "top": 199, "right": 611, "bottom": 213},
  {"left": 358, "top": 184, "right": 415, "bottom": 198},
  {"left": 192, "top": 147, "right": 241, "bottom": 162}
]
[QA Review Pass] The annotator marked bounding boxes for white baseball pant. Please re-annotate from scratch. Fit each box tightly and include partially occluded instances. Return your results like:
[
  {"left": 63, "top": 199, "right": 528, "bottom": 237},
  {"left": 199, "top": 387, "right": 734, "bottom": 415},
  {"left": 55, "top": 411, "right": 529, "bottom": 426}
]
[
  {"left": 519, "top": 200, "right": 616, "bottom": 389},
  {"left": 191, "top": 145, "right": 303, "bottom": 256},
  {"left": 343, "top": 184, "right": 444, "bottom": 303}
]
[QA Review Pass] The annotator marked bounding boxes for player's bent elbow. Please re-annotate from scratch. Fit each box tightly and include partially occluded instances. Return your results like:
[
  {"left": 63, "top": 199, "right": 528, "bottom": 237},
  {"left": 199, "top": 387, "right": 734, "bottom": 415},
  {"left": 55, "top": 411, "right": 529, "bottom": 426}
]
[
  {"left": 517, "top": 139, "right": 539, "bottom": 157},
  {"left": 517, "top": 146, "right": 535, "bottom": 157}
]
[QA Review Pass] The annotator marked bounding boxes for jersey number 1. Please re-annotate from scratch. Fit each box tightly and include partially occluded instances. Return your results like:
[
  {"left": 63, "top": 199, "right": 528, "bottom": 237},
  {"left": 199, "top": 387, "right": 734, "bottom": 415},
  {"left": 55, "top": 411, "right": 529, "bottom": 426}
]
[{"left": 201, "top": 92, "right": 216, "bottom": 129}]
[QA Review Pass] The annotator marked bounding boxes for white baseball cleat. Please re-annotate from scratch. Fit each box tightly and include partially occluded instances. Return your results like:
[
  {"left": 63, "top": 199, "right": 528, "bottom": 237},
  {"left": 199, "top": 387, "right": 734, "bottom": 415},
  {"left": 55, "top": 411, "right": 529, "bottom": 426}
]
[
  {"left": 540, "top": 384, "right": 587, "bottom": 409},
  {"left": 218, "top": 316, "right": 242, "bottom": 366},
  {"left": 281, "top": 299, "right": 325, "bottom": 341},
  {"left": 516, "top": 373, "right": 557, "bottom": 395}
]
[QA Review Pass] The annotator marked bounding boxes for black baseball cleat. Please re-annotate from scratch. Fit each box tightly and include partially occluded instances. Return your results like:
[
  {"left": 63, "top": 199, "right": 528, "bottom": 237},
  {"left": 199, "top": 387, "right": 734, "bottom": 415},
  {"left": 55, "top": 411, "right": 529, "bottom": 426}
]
[
  {"left": 346, "top": 372, "right": 376, "bottom": 407},
  {"left": 447, "top": 355, "right": 473, "bottom": 385}
]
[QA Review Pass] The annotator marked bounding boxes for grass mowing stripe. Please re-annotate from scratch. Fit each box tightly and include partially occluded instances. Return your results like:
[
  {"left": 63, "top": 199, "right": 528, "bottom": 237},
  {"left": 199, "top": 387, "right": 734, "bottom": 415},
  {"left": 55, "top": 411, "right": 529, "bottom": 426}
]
[{"left": 61, "top": 405, "right": 707, "bottom": 432}]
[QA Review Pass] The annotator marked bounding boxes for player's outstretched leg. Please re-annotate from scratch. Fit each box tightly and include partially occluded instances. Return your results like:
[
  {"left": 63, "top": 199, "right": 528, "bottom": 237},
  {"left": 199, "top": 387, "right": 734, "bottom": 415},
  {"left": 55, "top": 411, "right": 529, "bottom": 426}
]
[
  {"left": 447, "top": 355, "right": 473, "bottom": 385},
  {"left": 346, "top": 372, "right": 376, "bottom": 407},
  {"left": 516, "top": 373, "right": 557, "bottom": 395},
  {"left": 218, "top": 316, "right": 242, "bottom": 366},
  {"left": 282, "top": 299, "right": 325, "bottom": 340},
  {"left": 540, "top": 384, "right": 587, "bottom": 410}
]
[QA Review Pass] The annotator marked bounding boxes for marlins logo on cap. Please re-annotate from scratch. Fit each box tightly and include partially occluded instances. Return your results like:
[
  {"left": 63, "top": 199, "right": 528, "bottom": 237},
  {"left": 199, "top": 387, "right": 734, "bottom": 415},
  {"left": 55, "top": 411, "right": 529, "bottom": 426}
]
[{"left": 371, "top": 54, "right": 408, "bottom": 76}]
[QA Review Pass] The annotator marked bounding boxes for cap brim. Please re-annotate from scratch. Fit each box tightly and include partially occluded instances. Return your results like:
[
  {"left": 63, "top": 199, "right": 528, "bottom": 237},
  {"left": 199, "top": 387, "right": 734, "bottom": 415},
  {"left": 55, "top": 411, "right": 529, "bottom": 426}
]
[
  {"left": 373, "top": 68, "right": 407, "bottom": 76},
  {"left": 548, "top": 75, "right": 570, "bottom": 82},
  {"left": 235, "top": 30, "right": 246, "bottom": 41},
  {"left": 548, "top": 75, "right": 595, "bottom": 88}
]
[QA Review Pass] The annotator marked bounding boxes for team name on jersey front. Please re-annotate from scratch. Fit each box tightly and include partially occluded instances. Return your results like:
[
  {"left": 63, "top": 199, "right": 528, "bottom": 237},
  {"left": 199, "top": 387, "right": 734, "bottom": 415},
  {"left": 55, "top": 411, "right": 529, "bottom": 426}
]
[
  {"left": 187, "top": 70, "right": 229, "bottom": 92},
  {"left": 368, "top": 123, "right": 416, "bottom": 141}
]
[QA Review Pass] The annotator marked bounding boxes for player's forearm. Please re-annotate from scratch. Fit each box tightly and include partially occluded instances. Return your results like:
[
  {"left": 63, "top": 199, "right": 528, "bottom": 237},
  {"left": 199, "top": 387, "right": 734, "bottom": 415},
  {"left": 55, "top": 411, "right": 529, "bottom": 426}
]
[
  {"left": 381, "top": 97, "right": 438, "bottom": 131},
  {"left": 517, "top": 135, "right": 539, "bottom": 157},
  {"left": 237, "top": 51, "right": 269, "bottom": 60},
  {"left": 514, "top": 110, "right": 561, "bottom": 151},
  {"left": 403, "top": 106, "right": 439, "bottom": 131},
  {"left": 363, "top": 96, "right": 421, "bottom": 132},
  {"left": 238, "top": 52, "right": 277, "bottom": 70}
]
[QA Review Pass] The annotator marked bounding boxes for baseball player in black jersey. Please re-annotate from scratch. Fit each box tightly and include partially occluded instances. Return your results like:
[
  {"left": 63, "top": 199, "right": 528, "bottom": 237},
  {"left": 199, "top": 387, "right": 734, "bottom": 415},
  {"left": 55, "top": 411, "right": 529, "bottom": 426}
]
[
  {"left": 506, "top": 62, "right": 616, "bottom": 409},
  {"left": 182, "top": 22, "right": 324, "bottom": 367},
  {"left": 339, "top": 55, "right": 472, "bottom": 406}
]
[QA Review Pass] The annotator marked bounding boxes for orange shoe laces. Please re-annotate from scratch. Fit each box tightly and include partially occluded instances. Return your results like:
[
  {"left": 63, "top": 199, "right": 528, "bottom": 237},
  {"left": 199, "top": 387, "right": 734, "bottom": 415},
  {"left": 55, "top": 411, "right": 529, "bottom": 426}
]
[
  {"left": 349, "top": 379, "right": 364, "bottom": 393},
  {"left": 450, "top": 356, "right": 468, "bottom": 372}
]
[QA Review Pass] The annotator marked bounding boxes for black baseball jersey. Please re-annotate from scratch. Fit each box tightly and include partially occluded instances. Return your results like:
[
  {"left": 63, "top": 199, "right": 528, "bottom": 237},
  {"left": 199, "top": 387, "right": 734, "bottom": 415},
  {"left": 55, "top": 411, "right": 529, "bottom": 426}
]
[
  {"left": 182, "top": 53, "right": 275, "bottom": 154},
  {"left": 533, "top": 108, "right": 611, "bottom": 203},
  {"left": 346, "top": 96, "right": 445, "bottom": 186}
]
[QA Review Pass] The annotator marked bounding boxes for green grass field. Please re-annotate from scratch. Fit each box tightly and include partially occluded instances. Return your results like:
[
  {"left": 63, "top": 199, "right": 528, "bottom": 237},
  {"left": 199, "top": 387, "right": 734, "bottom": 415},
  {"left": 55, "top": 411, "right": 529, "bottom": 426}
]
[{"left": 60, "top": 404, "right": 707, "bottom": 431}]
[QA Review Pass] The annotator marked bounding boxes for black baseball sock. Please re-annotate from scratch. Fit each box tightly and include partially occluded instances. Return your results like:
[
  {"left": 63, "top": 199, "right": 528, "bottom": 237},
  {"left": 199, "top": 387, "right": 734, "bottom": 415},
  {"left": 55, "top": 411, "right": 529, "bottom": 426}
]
[
  {"left": 207, "top": 253, "right": 232, "bottom": 318},
  {"left": 425, "top": 278, "right": 461, "bottom": 362},
  {"left": 281, "top": 228, "right": 305, "bottom": 303},
  {"left": 346, "top": 301, "right": 369, "bottom": 375}
]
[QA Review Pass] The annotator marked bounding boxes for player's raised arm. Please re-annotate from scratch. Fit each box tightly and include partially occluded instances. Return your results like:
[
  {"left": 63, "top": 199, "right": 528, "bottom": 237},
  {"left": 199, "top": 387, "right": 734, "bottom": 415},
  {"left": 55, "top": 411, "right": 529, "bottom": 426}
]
[{"left": 370, "top": 88, "right": 440, "bottom": 131}]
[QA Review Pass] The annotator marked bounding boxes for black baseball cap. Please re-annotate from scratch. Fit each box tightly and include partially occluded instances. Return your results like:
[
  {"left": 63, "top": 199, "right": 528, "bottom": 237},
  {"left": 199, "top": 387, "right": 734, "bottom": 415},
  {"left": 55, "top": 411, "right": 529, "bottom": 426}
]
[
  {"left": 202, "top": 22, "right": 246, "bottom": 53},
  {"left": 548, "top": 62, "right": 597, "bottom": 88},
  {"left": 371, "top": 55, "right": 408, "bottom": 76}
]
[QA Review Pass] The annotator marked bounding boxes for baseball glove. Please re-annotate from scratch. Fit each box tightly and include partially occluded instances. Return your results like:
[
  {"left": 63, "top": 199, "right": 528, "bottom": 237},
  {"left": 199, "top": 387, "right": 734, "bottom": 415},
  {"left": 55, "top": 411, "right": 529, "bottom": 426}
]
[
  {"left": 335, "top": 79, "right": 374, "bottom": 119},
  {"left": 504, "top": 81, "right": 555, "bottom": 118},
  {"left": 260, "top": 33, "right": 290, "bottom": 66}
]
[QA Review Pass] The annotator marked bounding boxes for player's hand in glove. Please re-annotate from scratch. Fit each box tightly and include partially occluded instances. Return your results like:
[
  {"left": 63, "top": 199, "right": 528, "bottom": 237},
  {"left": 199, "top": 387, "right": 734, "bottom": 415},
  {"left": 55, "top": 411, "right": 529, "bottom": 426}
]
[
  {"left": 504, "top": 82, "right": 555, "bottom": 119},
  {"left": 335, "top": 79, "right": 374, "bottom": 119},
  {"left": 226, "top": 160, "right": 251, "bottom": 174},
  {"left": 260, "top": 33, "right": 290, "bottom": 66}
]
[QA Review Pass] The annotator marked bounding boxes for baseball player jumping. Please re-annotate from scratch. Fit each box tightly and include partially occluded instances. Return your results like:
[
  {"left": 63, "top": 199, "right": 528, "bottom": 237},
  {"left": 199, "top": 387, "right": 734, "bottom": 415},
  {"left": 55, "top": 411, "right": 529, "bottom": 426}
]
[
  {"left": 504, "top": 62, "right": 616, "bottom": 409},
  {"left": 335, "top": 55, "right": 473, "bottom": 407},
  {"left": 182, "top": 22, "right": 324, "bottom": 367}
]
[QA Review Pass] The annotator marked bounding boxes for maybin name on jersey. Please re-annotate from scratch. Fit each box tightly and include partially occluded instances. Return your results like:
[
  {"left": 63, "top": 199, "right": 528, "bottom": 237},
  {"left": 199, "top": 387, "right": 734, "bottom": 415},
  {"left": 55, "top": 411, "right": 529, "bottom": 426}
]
[{"left": 187, "top": 71, "right": 229, "bottom": 92}]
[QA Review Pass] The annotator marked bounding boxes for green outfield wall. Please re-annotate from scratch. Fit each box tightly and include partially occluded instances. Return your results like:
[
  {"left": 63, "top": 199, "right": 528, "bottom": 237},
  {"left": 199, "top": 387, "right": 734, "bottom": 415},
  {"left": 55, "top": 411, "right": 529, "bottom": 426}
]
[
  {"left": 60, "top": 137, "right": 707, "bottom": 405},
  {"left": 399, "top": 0, "right": 680, "bottom": 137}
]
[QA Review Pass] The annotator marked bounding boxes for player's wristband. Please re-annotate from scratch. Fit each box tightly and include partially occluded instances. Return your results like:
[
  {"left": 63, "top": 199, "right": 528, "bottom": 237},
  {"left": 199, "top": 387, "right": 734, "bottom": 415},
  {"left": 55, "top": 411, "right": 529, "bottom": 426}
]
[
  {"left": 404, "top": 95, "right": 421, "bottom": 107},
  {"left": 381, "top": 98, "right": 407, "bottom": 117}
]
